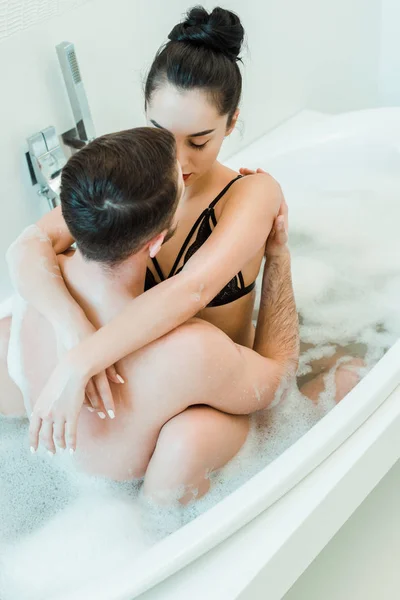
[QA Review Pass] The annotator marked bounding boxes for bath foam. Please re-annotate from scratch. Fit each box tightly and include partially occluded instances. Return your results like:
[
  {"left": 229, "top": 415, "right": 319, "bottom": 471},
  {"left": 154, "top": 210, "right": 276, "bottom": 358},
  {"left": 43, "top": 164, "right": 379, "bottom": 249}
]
[
  {"left": 287, "top": 184, "right": 400, "bottom": 359},
  {"left": 0, "top": 420, "right": 148, "bottom": 600},
  {"left": 298, "top": 344, "right": 337, "bottom": 377},
  {"left": 0, "top": 490, "right": 149, "bottom": 600},
  {"left": 0, "top": 418, "right": 75, "bottom": 546},
  {"left": 0, "top": 378, "right": 333, "bottom": 598}
]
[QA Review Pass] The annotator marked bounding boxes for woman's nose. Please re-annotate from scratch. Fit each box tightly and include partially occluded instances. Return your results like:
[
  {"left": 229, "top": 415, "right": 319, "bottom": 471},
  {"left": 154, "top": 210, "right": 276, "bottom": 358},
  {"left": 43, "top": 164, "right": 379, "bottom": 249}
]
[{"left": 176, "top": 145, "right": 189, "bottom": 172}]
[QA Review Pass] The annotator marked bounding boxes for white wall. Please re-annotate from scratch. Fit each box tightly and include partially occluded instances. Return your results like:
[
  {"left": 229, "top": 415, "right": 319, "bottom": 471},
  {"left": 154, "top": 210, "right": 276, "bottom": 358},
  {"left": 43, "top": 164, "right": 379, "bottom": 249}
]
[
  {"left": 379, "top": 0, "right": 400, "bottom": 105},
  {"left": 0, "top": 0, "right": 382, "bottom": 299},
  {"left": 224, "top": 0, "right": 381, "bottom": 144}
]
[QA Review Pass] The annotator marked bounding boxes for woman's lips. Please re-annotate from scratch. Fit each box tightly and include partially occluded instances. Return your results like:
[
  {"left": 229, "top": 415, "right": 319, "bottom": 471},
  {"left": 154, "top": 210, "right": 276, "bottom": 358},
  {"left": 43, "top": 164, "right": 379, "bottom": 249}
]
[{"left": 183, "top": 173, "right": 192, "bottom": 181}]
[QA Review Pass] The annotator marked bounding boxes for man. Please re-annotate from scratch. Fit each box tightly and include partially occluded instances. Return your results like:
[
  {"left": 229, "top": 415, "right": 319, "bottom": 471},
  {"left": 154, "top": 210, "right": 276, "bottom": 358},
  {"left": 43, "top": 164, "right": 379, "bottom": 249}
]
[{"left": 1, "top": 127, "right": 298, "bottom": 503}]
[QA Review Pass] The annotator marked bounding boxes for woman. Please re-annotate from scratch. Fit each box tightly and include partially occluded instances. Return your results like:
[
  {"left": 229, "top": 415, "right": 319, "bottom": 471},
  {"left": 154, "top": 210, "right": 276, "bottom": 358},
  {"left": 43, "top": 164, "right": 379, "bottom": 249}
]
[{"left": 7, "top": 7, "right": 287, "bottom": 438}]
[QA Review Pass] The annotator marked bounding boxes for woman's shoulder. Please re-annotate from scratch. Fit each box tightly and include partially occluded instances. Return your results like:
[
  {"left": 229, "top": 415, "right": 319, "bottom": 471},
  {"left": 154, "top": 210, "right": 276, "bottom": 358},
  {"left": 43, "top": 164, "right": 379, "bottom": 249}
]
[
  {"left": 236, "top": 170, "right": 281, "bottom": 193},
  {"left": 227, "top": 171, "right": 282, "bottom": 214}
]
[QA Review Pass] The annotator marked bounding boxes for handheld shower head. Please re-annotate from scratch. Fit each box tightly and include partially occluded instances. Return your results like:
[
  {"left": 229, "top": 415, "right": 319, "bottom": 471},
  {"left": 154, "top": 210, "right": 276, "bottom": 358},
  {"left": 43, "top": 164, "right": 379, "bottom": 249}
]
[{"left": 56, "top": 41, "right": 96, "bottom": 145}]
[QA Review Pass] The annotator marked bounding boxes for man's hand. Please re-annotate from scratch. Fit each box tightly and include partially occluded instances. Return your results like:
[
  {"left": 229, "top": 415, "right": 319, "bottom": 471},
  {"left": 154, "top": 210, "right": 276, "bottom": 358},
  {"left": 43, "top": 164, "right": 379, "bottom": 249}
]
[
  {"left": 265, "top": 192, "right": 289, "bottom": 256},
  {"left": 239, "top": 167, "right": 269, "bottom": 177},
  {"left": 239, "top": 167, "right": 289, "bottom": 255},
  {"left": 265, "top": 214, "right": 289, "bottom": 256}
]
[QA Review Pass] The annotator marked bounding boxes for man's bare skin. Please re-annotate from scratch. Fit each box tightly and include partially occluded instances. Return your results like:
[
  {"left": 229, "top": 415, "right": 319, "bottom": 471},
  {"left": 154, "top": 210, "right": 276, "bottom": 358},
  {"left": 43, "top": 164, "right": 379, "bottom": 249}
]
[
  {"left": 1, "top": 227, "right": 360, "bottom": 502},
  {"left": 5, "top": 216, "right": 298, "bottom": 501},
  {"left": 2, "top": 127, "right": 299, "bottom": 503}
]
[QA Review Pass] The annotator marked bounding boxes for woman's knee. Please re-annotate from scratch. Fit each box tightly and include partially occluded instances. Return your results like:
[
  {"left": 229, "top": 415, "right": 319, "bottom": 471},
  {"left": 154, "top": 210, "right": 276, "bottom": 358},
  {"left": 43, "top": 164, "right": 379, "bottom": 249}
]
[
  {"left": 151, "top": 412, "right": 205, "bottom": 478},
  {"left": 143, "top": 407, "right": 249, "bottom": 504},
  {"left": 143, "top": 419, "right": 211, "bottom": 503}
]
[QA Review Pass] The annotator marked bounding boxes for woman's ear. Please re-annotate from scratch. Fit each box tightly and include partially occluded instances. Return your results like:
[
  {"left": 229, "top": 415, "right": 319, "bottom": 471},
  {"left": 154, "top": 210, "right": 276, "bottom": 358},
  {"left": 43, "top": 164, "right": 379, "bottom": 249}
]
[{"left": 226, "top": 109, "right": 240, "bottom": 137}]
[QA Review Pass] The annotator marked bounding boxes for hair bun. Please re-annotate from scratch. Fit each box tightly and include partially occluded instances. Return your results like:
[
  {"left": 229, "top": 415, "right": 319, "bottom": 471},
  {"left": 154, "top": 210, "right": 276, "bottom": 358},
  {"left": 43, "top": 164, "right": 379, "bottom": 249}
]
[{"left": 168, "top": 6, "right": 244, "bottom": 61}]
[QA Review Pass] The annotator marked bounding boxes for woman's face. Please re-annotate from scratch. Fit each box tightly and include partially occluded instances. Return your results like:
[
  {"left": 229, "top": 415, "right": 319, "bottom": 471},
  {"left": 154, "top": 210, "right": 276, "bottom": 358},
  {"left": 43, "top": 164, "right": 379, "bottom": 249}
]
[
  {"left": 147, "top": 84, "right": 238, "bottom": 188},
  {"left": 163, "top": 160, "right": 185, "bottom": 240}
]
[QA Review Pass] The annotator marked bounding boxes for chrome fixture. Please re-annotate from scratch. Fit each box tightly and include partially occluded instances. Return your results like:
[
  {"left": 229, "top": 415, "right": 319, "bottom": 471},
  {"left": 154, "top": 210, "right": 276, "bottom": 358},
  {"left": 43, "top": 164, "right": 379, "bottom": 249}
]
[
  {"left": 56, "top": 41, "right": 96, "bottom": 151},
  {"left": 27, "top": 126, "right": 67, "bottom": 209},
  {"left": 25, "top": 41, "right": 96, "bottom": 209}
]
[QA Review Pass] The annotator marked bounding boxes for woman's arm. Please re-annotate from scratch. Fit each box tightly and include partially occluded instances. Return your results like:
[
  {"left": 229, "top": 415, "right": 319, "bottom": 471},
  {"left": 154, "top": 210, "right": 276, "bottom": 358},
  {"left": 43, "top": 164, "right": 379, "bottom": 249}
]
[
  {"left": 6, "top": 207, "right": 83, "bottom": 327},
  {"left": 7, "top": 208, "right": 120, "bottom": 413},
  {"left": 77, "top": 173, "right": 282, "bottom": 375}
]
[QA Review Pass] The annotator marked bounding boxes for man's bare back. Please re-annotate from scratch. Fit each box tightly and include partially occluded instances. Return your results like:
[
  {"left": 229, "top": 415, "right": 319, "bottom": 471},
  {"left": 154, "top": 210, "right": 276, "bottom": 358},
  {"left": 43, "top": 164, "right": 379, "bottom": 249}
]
[
  {"left": 5, "top": 235, "right": 299, "bottom": 504},
  {"left": 9, "top": 250, "right": 276, "bottom": 482}
]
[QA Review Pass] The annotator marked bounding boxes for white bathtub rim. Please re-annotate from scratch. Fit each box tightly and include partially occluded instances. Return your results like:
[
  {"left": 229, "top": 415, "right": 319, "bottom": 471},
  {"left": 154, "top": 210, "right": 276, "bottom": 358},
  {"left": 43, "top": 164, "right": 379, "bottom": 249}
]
[
  {"left": 227, "top": 107, "right": 400, "bottom": 167},
  {"left": 59, "top": 336, "right": 400, "bottom": 600},
  {"left": 152, "top": 387, "right": 400, "bottom": 600}
]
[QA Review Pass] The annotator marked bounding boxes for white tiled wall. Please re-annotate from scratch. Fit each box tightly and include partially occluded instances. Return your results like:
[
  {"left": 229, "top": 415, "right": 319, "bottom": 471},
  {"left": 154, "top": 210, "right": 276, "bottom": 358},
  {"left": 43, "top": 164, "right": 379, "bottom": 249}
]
[{"left": 0, "top": 0, "right": 90, "bottom": 41}]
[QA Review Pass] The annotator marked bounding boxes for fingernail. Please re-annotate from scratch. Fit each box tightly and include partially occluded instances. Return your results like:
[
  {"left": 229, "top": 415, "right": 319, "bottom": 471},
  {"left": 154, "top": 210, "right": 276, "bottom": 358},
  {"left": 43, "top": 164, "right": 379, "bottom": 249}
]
[
  {"left": 30, "top": 446, "right": 36, "bottom": 454},
  {"left": 47, "top": 450, "right": 55, "bottom": 457},
  {"left": 116, "top": 374, "right": 125, "bottom": 384},
  {"left": 86, "top": 406, "right": 95, "bottom": 413},
  {"left": 98, "top": 412, "right": 106, "bottom": 419},
  {"left": 107, "top": 410, "right": 115, "bottom": 419},
  {"left": 69, "top": 448, "right": 75, "bottom": 455}
]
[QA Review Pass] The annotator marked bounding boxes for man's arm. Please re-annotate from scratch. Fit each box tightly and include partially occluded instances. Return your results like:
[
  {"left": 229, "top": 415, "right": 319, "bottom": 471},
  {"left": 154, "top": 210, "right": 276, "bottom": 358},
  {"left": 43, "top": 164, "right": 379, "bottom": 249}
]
[
  {"left": 254, "top": 249, "right": 299, "bottom": 372},
  {"left": 229, "top": 212, "right": 299, "bottom": 412}
]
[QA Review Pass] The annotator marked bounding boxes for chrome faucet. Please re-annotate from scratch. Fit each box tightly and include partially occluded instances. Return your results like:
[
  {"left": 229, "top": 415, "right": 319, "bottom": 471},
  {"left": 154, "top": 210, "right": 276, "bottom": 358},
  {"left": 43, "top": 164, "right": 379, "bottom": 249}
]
[
  {"left": 27, "top": 126, "right": 67, "bottom": 209},
  {"left": 26, "top": 41, "right": 96, "bottom": 208}
]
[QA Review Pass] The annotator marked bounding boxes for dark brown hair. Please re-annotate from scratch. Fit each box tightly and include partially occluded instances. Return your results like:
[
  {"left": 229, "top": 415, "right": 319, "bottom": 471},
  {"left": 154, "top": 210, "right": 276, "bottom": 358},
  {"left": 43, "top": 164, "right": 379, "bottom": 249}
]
[
  {"left": 60, "top": 127, "right": 178, "bottom": 265},
  {"left": 145, "top": 6, "right": 244, "bottom": 126}
]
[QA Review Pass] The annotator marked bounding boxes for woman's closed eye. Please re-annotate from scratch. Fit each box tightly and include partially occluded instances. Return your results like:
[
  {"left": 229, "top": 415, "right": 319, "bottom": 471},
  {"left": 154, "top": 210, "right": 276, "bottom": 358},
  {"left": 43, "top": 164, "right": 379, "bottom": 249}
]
[{"left": 189, "top": 140, "right": 209, "bottom": 150}]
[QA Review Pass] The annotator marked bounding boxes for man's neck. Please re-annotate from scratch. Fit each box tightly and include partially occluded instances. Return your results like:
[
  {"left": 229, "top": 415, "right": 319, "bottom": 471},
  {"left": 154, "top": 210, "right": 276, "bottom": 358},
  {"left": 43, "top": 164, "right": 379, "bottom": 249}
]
[{"left": 67, "top": 249, "right": 148, "bottom": 299}]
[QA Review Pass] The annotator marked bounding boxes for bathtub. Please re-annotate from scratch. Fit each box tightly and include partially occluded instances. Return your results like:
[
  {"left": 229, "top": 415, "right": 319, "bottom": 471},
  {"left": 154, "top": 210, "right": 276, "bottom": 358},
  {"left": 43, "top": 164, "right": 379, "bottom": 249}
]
[{"left": 3, "top": 108, "right": 400, "bottom": 600}]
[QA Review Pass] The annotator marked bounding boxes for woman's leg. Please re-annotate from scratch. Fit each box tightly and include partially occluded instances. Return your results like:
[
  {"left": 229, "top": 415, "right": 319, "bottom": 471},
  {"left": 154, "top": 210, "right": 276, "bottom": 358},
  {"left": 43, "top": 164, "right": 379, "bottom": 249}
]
[
  {"left": 0, "top": 317, "right": 25, "bottom": 417},
  {"left": 298, "top": 342, "right": 365, "bottom": 403},
  {"left": 143, "top": 406, "right": 249, "bottom": 504}
]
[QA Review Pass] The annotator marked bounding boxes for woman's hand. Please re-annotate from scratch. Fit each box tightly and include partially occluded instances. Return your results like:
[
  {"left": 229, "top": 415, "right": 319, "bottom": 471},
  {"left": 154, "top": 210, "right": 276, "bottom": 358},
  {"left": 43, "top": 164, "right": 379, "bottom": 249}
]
[
  {"left": 29, "top": 344, "right": 117, "bottom": 454},
  {"left": 29, "top": 355, "right": 86, "bottom": 453},
  {"left": 55, "top": 315, "right": 123, "bottom": 417}
]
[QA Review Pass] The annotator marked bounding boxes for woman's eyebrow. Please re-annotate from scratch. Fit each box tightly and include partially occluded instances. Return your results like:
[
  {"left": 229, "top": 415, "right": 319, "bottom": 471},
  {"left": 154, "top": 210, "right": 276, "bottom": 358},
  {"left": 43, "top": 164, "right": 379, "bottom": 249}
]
[
  {"left": 188, "top": 128, "right": 215, "bottom": 137},
  {"left": 150, "top": 120, "right": 215, "bottom": 137},
  {"left": 150, "top": 119, "right": 164, "bottom": 129}
]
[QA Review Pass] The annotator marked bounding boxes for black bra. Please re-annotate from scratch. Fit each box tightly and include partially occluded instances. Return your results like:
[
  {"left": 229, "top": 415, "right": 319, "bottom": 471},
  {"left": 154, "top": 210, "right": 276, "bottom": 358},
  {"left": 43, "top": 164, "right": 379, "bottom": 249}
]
[{"left": 145, "top": 175, "right": 256, "bottom": 307}]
